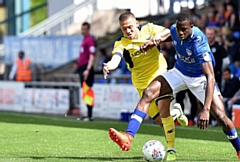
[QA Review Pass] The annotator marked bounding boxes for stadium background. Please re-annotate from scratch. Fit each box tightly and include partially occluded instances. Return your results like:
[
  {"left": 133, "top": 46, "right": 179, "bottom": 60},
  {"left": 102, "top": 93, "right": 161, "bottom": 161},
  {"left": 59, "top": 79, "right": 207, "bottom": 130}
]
[{"left": 0, "top": 0, "right": 239, "bottom": 125}]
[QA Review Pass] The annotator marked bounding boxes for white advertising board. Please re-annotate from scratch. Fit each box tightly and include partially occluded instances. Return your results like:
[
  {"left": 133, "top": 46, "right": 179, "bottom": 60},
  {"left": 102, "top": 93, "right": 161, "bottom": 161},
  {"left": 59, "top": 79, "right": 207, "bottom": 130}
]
[
  {"left": 0, "top": 81, "right": 140, "bottom": 119},
  {"left": 24, "top": 88, "right": 69, "bottom": 114},
  {"left": 0, "top": 82, "right": 24, "bottom": 112},
  {"left": 80, "top": 84, "right": 139, "bottom": 119}
]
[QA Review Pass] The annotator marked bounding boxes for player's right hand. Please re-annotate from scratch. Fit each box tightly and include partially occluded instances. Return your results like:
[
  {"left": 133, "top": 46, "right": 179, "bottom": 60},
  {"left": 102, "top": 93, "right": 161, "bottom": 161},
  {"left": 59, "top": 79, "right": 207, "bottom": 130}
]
[
  {"left": 140, "top": 41, "right": 155, "bottom": 53},
  {"left": 197, "top": 110, "right": 209, "bottom": 130},
  {"left": 103, "top": 63, "right": 109, "bottom": 79}
]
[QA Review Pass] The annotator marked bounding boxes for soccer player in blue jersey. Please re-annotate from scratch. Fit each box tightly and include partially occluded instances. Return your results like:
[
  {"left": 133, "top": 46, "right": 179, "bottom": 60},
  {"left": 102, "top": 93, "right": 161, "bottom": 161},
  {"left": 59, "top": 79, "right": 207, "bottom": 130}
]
[{"left": 110, "top": 12, "right": 240, "bottom": 160}]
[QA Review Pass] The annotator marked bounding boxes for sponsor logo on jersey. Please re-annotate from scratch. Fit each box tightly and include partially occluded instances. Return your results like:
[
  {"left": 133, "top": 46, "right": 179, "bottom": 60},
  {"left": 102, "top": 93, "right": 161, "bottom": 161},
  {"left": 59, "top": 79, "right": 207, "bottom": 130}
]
[
  {"left": 186, "top": 49, "right": 192, "bottom": 56},
  {"left": 132, "top": 50, "right": 142, "bottom": 57},
  {"left": 177, "top": 53, "right": 196, "bottom": 63}
]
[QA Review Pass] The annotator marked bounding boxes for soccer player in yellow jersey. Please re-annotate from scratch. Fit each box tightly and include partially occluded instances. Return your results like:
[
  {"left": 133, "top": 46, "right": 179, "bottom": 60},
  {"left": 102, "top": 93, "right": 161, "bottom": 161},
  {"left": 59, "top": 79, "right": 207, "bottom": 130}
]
[{"left": 103, "top": 12, "right": 188, "bottom": 161}]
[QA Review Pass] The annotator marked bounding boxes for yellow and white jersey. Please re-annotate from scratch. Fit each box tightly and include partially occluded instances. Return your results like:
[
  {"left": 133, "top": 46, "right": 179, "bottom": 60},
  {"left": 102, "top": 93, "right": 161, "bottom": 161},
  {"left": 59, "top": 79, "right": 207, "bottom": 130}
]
[{"left": 112, "top": 22, "right": 167, "bottom": 89}]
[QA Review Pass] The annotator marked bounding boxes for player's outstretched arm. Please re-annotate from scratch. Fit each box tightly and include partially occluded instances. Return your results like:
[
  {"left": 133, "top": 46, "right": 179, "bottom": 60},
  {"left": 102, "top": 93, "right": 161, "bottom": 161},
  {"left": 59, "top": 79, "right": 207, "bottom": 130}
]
[
  {"left": 103, "top": 54, "right": 121, "bottom": 79},
  {"left": 197, "top": 61, "right": 215, "bottom": 130},
  {"left": 162, "top": 36, "right": 172, "bottom": 43},
  {"left": 152, "top": 28, "right": 171, "bottom": 45},
  {"left": 140, "top": 28, "right": 171, "bottom": 52}
]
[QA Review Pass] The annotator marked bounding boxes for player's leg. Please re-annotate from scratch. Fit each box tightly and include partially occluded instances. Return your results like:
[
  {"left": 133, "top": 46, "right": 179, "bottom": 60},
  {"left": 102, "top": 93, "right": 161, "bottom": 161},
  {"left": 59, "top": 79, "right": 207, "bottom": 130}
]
[
  {"left": 144, "top": 90, "right": 177, "bottom": 161},
  {"left": 108, "top": 128, "right": 133, "bottom": 151},
  {"left": 175, "top": 90, "right": 187, "bottom": 125},
  {"left": 108, "top": 85, "right": 160, "bottom": 151},
  {"left": 210, "top": 94, "right": 240, "bottom": 160},
  {"left": 153, "top": 92, "right": 188, "bottom": 126},
  {"left": 130, "top": 75, "right": 174, "bottom": 146},
  {"left": 149, "top": 96, "right": 187, "bottom": 161},
  {"left": 150, "top": 97, "right": 176, "bottom": 149},
  {"left": 108, "top": 69, "right": 185, "bottom": 152},
  {"left": 158, "top": 68, "right": 190, "bottom": 161},
  {"left": 191, "top": 81, "right": 240, "bottom": 160},
  {"left": 155, "top": 70, "right": 187, "bottom": 161},
  {"left": 108, "top": 95, "right": 171, "bottom": 151},
  {"left": 171, "top": 103, "right": 188, "bottom": 126},
  {"left": 187, "top": 90, "right": 198, "bottom": 125},
  {"left": 150, "top": 95, "right": 188, "bottom": 127},
  {"left": 152, "top": 102, "right": 188, "bottom": 126},
  {"left": 148, "top": 100, "right": 163, "bottom": 126},
  {"left": 108, "top": 75, "right": 172, "bottom": 151},
  {"left": 156, "top": 98, "right": 177, "bottom": 161}
]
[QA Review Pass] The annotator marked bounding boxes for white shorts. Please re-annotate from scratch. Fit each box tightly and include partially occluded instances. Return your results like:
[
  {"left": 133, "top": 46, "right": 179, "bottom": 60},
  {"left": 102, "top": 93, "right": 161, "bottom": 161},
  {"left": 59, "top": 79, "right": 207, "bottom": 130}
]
[{"left": 162, "top": 68, "right": 221, "bottom": 104}]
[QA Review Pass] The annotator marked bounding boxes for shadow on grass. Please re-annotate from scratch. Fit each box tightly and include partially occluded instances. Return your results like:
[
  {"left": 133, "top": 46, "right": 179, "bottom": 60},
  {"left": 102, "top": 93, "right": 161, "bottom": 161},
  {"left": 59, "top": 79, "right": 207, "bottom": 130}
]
[
  {"left": 20, "top": 156, "right": 233, "bottom": 162},
  {"left": 27, "top": 156, "right": 143, "bottom": 161},
  {"left": 0, "top": 112, "right": 237, "bottom": 143}
]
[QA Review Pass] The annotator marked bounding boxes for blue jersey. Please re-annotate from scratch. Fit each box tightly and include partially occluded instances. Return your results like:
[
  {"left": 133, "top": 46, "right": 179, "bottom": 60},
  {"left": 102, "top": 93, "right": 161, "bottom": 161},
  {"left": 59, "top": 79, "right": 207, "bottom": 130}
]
[{"left": 171, "top": 24, "right": 215, "bottom": 77}]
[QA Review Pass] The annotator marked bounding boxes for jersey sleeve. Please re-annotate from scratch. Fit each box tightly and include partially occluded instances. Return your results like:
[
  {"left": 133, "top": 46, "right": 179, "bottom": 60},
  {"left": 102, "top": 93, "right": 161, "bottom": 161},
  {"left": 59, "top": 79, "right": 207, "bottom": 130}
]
[
  {"left": 149, "top": 23, "right": 166, "bottom": 36},
  {"left": 111, "top": 40, "right": 124, "bottom": 57},
  {"left": 88, "top": 37, "right": 96, "bottom": 55},
  {"left": 193, "top": 35, "right": 213, "bottom": 64}
]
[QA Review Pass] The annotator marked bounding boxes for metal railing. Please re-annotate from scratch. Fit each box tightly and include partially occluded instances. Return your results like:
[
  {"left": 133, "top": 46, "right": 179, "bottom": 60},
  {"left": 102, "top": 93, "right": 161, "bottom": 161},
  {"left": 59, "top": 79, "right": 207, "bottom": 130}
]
[
  {"left": 0, "top": 0, "right": 97, "bottom": 56},
  {"left": 42, "top": 73, "right": 131, "bottom": 84},
  {"left": 18, "top": 0, "right": 97, "bottom": 37},
  {"left": 25, "top": 81, "right": 80, "bottom": 87},
  {"left": 51, "top": 74, "right": 131, "bottom": 80}
]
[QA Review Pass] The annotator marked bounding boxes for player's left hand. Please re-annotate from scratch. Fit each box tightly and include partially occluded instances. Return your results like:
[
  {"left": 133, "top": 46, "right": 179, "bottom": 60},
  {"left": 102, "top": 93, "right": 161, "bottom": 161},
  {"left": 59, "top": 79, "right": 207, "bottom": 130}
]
[
  {"left": 197, "top": 110, "right": 210, "bottom": 130},
  {"left": 103, "top": 63, "right": 109, "bottom": 79},
  {"left": 152, "top": 33, "right": 162, "bottom": 45},
  {"left": 140, "top": 41, "right": 155, "bottom": 53}
]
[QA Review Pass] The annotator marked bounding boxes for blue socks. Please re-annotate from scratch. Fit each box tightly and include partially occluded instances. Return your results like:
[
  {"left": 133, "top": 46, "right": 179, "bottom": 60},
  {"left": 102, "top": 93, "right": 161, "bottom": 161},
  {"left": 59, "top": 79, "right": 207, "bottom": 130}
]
[
  {"left": 126, "top": 109, "right": 147, "bottom": 137},
  {"left": 224, "top": 128, "right": 240, "bottom": 152}
]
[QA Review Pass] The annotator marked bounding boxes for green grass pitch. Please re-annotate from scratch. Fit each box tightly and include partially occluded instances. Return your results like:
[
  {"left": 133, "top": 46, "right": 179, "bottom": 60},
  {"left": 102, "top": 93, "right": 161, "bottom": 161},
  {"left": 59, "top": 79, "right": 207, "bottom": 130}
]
[{"left": 0, "top": 112, "right": 239, "bottom": 162}]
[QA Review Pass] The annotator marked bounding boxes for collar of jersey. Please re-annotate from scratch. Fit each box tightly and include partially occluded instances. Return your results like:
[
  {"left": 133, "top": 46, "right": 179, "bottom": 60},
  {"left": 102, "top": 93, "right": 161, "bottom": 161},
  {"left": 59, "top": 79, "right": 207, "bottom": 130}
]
[{"left": 182, "top": 29, "right": 195, "bottom": 43}]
